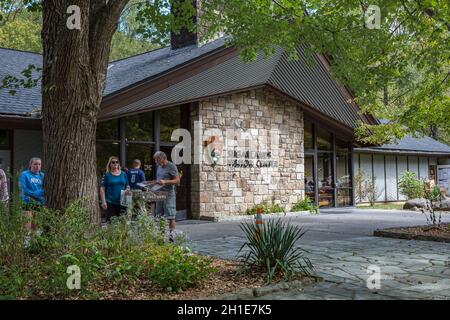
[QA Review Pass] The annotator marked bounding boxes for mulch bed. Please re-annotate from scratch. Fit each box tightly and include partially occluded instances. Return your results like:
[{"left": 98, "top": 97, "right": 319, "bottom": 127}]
[
  {"left": 71, "top": 257, "right": 310, "bottom": 300},
  {"left": 374, "top": 223, "right": 450, "bottom": 243}
]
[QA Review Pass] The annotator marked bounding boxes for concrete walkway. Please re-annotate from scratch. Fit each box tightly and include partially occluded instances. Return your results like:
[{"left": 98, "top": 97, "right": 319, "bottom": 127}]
[{"left": 179, "top": 209, "right": 450, "bottom": 300}]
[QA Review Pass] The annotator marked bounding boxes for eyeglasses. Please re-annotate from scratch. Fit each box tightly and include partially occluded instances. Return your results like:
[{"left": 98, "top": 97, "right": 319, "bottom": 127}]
[{"left": 111, "top": 161, "right": 119, "bottom": 164}]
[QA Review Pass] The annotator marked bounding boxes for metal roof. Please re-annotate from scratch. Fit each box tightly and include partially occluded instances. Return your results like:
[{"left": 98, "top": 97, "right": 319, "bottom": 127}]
[
  {"left": 355, "top": 135, "right": 450, "bottom": 155},
  {"left": 102, "top": 43, "right": 365, "bottom": 129},
  {"left": 0, "top": 37, "right": 228, "bottom": 117},
  {"left": 104, "top": 48, "right": 284, "bottom": 118},
  {"left": 1, "top": 38, "right": 364, "bottom": 129},
  {"left": 268, "top": 45, "right": 361, "bottom": 128}
]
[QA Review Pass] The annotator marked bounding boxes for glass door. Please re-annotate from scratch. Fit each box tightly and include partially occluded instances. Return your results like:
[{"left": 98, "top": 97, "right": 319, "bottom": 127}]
[
  {"left": 304, "top": 154, "right": 315, "bottom": 201},
  {"left": 317, "top": 152, "right": 334, "bottom": 207}
]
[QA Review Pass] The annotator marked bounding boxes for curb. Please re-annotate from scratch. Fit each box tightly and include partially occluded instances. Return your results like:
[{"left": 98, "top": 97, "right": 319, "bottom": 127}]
[
  {"left": 206, "top": 276, "right": 323, "bottom": 300},
  {"left": 210, "top": 211, "right": 313, "bottom": 222},
  {"left": 374, "top": 225, "right": 450, "bottom": 243}
]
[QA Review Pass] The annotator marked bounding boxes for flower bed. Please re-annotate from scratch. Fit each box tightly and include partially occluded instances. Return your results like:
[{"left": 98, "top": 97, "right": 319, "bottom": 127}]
[{"left": 374, "top": 223, "right": 450, "bottom": 243}]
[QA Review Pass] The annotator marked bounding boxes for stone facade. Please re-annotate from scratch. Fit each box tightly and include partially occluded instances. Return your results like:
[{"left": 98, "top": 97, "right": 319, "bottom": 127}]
[{"left": 190, "top": 89, "right": 305, "bottom": 219}]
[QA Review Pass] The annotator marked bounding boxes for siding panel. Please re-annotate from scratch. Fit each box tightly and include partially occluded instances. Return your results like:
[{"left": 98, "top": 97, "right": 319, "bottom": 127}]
[
  {"left": 397, "top": 156, "right": 408, "bottom": 200},
  {"left": 373, "top": 155, "right": 385, "bottom": 201},
  {"left": 385, "top": 155, "right": 397, "bottom": 201},
  {"left": 419, "top": 157, "right": 429, "bottom": 180}
]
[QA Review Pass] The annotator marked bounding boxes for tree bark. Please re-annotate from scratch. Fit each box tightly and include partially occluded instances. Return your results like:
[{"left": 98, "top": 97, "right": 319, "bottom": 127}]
[{"left": 41, "top": 0, "right": 128, "bottom": 222}]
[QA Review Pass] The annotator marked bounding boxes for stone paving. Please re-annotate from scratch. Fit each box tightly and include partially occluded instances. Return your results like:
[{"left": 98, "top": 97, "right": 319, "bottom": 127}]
[{"left": 188, "top": 236, "right": 450, "bottom": 300}]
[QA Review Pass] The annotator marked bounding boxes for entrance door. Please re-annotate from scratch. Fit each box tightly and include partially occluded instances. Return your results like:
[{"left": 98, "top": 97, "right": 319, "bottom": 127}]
[
  {"left": 317, "top": 152, "right": 334, "bottom": 207},
  {"left": 304, "top": 154, "right": 315, "bottom": 201}
]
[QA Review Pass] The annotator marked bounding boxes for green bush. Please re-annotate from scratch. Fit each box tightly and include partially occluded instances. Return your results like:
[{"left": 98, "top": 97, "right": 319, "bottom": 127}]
[
  {"left": 245, "top": 201, "right": 284, "bottom": 215},
  {"left": 238, "top": 219, "right": 314, "bottom": 283},
  {"left": 146, "top": 245, "right": 216, "bottom": 292},
  {"left": 0, "top": 190, "right": 213, "bottom": 298},
  {"left": 398, "top": 171, "right": 425, "bottom": 199},
  {"left": 292, "top": 196, "right": 319, "bottom": 214}
]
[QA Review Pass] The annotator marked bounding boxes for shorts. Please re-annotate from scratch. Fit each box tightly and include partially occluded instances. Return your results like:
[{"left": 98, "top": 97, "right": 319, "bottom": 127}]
[
  {"left": 155, "top": 193, "right": 177, "bottom": 220},
  {"left": 22, "top": 203, "right": 42, "bottom": 212}
]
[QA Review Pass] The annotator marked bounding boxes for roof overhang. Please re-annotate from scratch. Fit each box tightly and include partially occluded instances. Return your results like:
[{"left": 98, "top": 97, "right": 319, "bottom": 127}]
[
  {"left": 354, "top": 147, "right": 450, "bottom": 157},
  {"left": 0, "top": 114, "right": 41, "bottom": 130}
]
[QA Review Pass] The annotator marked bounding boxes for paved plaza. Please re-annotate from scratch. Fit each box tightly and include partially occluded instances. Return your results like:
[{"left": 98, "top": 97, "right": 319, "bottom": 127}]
[{"left": 179, "top": 209, "right": 450, "bottom": 299}]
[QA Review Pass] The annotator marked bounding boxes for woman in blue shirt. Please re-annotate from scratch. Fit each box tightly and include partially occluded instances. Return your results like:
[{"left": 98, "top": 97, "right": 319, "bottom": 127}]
[
  {"left": 20, "top": 157, "right": 45, "bottom": 208},
  {"left": 19, "top": 157, "right": 45, "bottom": 231},
  {"left": 100, "top": 156, "right": 130, "bottom": 223}
]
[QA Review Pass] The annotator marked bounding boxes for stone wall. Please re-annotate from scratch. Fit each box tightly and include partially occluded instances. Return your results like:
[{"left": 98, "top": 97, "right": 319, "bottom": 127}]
[{"left": 190, "top": 89, "right": 305, "bottom": 219}]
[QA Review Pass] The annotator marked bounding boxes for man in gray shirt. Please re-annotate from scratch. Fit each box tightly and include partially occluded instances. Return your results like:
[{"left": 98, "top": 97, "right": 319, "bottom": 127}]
[{"left": 153, "top": 151, "right": 180, "bottom": 241}]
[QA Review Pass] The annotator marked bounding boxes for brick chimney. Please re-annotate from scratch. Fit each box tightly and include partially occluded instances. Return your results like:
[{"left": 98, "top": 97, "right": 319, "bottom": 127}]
[{"left": 170, "top": 0, "right": 199, "bottom": 50}]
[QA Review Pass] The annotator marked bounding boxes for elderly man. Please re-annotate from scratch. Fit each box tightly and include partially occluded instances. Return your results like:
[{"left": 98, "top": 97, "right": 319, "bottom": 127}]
[{"left": 153, "top": 151, "right": 180, "bottom": 241}]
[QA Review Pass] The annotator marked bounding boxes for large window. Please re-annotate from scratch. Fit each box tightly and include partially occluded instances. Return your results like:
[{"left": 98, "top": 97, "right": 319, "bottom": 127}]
[
  {"left": 318, "top": 153, "right": 333, "bottom": 207},
  {"left": 317, "top": 127, "right": 332, "bottom": 151},
  {"left": 0, "top": 130, "right": 9, "bottom": 148},
  {"left": 96, "top": 141, "right": 120, "bottom": 177},
  {"left": 126, "top": 112, "right": 153, "bottom": 142},
  {"left": 125, "top": 143, "right": 155, "bottom": 179},
  {"left": 96, "top": 119, "right": 119, "bottom": 140},
  {"left": 302, "top": 121, "right": 354, "bottom": 207},
  {"left": 96, "top": 119, "right": 120, "bottom": 178},
  {"left": 304, "top": 155, "right": 315, "bottom": 200},
  {"left": 304, "top": 121, "right": 314, "bottom": 151},
  {"left": 95, "top": 106, "right": 188, "bottom": 215},
  {"left": 160, "top": 107, "right": 181, "bottom": 142}
]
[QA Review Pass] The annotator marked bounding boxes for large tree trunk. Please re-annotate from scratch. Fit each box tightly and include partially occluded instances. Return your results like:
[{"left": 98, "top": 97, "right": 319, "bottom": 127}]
[{"left": 41, "top": 0, "right": 128, "bottom": 221}]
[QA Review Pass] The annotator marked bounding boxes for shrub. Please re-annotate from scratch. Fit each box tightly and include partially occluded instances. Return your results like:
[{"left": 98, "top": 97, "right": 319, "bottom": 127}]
[
  {"left": 366, "top": 176, "right": 383, "bottom": 206},
  {"left": 146, "top": 245, "right": 216, "bottom": 292},
  {"left": 238, "top": 219, "right": 314, "bottom": 283},
  {"left": 398, "top": 171, "right": 425, "bottom": 200},
  {"left": 292, "top": 196, "right": 319, "bottom": 214},
  {"left": 0, "top": 188, "right": 212, "bottom": 298},
  {"left": 354, "top": 169, "right": 368, "bottom": 203},
  {"left": 245, "top": 201, "right": 284, "bottom": 215}
]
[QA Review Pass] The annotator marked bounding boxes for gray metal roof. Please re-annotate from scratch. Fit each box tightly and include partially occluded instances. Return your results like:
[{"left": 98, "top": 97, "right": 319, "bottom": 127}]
[
  {"left": 268, "top": 45, "right": 361, "bottom": 128},
  {"left": 1, "top": 38, "right": 364, "bottom": 129},
  {"left": 104, "top": 48, "right": 284, "bottom": 117},
  {"left": 355, "top": 135, "right": 450, "bottom": 155},
  {"left": 103, "top": 43, "right": 364, "bottom": 129}
]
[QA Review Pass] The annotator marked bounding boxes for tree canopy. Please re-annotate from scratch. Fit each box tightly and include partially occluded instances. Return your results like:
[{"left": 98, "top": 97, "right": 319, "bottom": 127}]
[
  {"left": 1, "top": 0, "right": 448, "bottom": 144},
  {"left": 0, "top": 0, "right": 448, "bottom": 214},
  {"left": 0, "top": 0, "right": 159, "bottom": 60}
]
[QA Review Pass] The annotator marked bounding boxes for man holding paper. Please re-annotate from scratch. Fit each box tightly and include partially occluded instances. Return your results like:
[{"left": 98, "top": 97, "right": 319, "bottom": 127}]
[{"left": 153, "top": 151, "right": 180, "bottom": 241}]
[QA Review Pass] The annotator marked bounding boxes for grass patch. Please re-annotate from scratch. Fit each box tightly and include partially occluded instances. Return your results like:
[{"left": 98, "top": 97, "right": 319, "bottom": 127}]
[{"left": 357, "top": 203, "right": 404, "bottom": 210}]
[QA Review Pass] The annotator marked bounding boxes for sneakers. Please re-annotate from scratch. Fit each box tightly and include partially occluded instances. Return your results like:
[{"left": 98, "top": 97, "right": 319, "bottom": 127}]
[
  {"left": 168, "top": 230, "right": 175, "bottom": 243},
  {"left": 24, "top": 235, "right": 31, "bottom": 248}
]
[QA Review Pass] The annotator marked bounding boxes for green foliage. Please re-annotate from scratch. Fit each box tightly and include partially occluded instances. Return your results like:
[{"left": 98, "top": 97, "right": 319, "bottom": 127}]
[
  {"left": 238, "top": 219, "right": 314, "bottom": 283},
  {"left": 292, "top": 196, "right": 319, "bottom": 214},
  {"left": 0, "top": 195, "right": 213, "bottom": 299},
  {"left": 354, "top": 169, "right": 383, "bottom": 205},
  {"left": 398, "top": 171, "right": 425, "bottom": 200},
  {"left": 245, "top": 200, "right": 284, "bottom": 215},
  {"left": 354, "top": 169, "right": 368, "bottom": 203},
  {"left": 0, "top": 7, "right": 42, "bottom": 53},
  {"left": 366, "top": 176, "right": 383, "bottom": 206},
  {"left": 3, "top": 0, "right": 449, "bottom": 141},
  {"left": 146, "top": 245, "right": 216, "bottom": 292}
]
